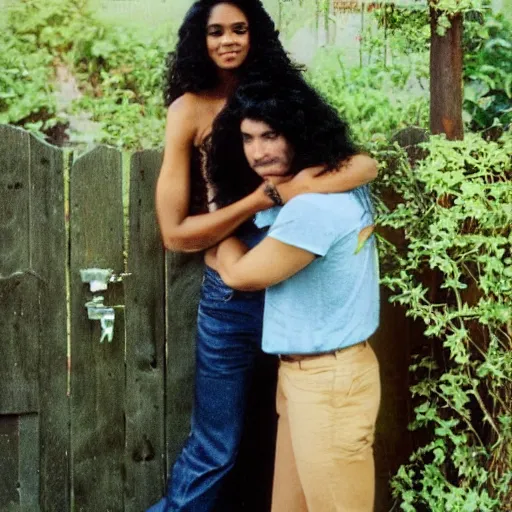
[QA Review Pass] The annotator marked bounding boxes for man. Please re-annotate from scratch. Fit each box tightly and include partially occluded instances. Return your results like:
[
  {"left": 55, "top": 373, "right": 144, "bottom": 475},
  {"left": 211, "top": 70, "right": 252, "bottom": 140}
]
[{"left": 208, "top": 82, "right": 381, "bottom": 512}]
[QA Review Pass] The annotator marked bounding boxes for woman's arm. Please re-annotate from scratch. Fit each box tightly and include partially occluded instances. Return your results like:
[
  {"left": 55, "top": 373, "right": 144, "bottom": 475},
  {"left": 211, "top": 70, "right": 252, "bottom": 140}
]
[
  {"left": 156, "top": 97, "right": 272, "bottom": 253},
  {"left": 277, "top": 154, "right": 378, "bottom": 202}
]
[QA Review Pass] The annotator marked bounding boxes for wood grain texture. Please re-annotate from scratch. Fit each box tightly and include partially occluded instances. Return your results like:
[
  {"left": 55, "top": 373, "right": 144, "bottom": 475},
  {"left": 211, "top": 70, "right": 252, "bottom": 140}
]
[
  {"left": 70, "top": 146, "right": 125, "bottom": 512},
  {"left": 0, "top": 416, "right": 20, "bottom": 511},
  {"left": 165, "top": 252, "right": 203, "bottom": 467},
  {"left": 124, "top": 150, "right": 166, "bottom": 511},
  {"left": 29, "top": 132, "right": 69, "bottom": 512}
]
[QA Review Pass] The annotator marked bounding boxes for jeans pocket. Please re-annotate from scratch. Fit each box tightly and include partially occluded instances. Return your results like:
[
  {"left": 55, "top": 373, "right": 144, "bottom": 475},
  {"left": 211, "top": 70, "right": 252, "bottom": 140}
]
[{"left": 201, "top": 266, "right": 234, "bottom": 302}]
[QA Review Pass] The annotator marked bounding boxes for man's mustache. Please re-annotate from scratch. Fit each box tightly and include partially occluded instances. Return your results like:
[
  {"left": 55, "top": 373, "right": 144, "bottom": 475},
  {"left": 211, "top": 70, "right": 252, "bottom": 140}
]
[{"left": 253, "top": 158, "right": 281, "bottom": 168}]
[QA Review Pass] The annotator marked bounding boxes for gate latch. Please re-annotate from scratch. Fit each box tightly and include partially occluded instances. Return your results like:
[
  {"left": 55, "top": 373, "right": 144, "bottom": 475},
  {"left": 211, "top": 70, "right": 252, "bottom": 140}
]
[
  {"left": 79, "top": 268, "right": 131, "bottom": 293},
  {"left": 84, "top": 296, "right": 115, "bottom": 343}
]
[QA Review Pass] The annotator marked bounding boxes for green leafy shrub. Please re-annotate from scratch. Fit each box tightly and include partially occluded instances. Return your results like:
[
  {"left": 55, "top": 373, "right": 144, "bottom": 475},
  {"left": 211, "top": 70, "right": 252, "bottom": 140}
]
[
  {"left": 69, "top": 28, "right": 170, "bottom": 149},
  {"left": 0, "top": 0, "right": 170, "bottom": 148},
  {"left": 306, "top": 49, "right": 429, "bottom": 148},
  {"left": 376, "top": 131, "right": 512, "bottom": 510},
  {"left": 0, "top": 31, "right": 59, "bottom": 133},
  {"left": 463, "top": 13, "right": 512, "bottom": 130}
]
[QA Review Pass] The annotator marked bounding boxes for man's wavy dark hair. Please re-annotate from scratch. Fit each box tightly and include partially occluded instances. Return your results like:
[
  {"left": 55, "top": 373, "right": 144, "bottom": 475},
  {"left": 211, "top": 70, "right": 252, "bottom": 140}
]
[
  {"left": 164, "top": 0, "right": 303, "bottom": 106},
  {"left": 209, "top": 82, "right": 358, "bottom": 208}
]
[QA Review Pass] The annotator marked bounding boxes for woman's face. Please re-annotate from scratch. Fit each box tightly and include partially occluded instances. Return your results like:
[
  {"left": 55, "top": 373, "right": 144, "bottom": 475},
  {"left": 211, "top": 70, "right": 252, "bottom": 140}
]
[{"left": 206, "top": 3, "right": 250, "bottom": 70}]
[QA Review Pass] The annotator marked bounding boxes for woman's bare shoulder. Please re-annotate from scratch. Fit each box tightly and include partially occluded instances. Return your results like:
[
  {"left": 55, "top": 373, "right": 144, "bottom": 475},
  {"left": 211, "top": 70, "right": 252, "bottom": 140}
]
[{"left": 168, "top": 93, "right": 202, "bottom": 116}]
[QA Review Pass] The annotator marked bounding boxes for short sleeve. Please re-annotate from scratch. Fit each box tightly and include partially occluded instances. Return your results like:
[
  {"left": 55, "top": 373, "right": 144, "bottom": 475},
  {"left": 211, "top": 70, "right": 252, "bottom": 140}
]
[{"left": 267, "top": 196, "right": 337, "bottom": 256}]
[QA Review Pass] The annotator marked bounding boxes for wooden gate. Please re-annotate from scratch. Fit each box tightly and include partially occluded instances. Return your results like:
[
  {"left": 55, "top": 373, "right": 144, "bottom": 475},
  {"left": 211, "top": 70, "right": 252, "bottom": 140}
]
[
  {"left": 0, "top": 125, "right": 203, "bottom": 511},
  {"left": 0, "top": 125, "right": 414, "bottom": 511}
]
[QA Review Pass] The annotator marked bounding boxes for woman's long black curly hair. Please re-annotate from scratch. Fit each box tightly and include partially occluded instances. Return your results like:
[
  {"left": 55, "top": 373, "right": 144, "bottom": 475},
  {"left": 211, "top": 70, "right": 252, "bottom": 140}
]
[
  {"left": 164, "top": 0, "right": 303, "bottom": 106},
  {"left": 209, "top": 81, "right": 358, "bottom": 209}
]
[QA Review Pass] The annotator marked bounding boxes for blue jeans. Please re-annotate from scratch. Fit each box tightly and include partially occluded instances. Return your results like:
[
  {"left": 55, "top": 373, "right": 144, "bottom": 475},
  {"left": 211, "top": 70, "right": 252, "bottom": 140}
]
[{"left": 148, "top": 266, "right": 267, "bottom": 512}]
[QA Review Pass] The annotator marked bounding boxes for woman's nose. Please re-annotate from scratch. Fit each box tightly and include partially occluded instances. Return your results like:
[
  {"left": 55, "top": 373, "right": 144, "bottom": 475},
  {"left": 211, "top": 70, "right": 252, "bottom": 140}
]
[{"left": 221, "top": 31, "right": 235, "bottom": 45}]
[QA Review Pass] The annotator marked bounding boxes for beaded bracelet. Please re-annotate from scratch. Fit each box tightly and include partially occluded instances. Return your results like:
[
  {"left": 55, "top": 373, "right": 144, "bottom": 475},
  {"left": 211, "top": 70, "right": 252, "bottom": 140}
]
[{"left": 263, "top": 181, "right": 284, "bottom": 206}]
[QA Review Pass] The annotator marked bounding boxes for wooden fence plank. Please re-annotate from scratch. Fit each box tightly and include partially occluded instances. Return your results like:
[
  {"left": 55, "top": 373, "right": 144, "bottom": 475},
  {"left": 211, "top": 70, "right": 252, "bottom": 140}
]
[
  {"left": 19, "top": 414, "right": 40, "bottom": 512},
  {"left": 70, "top": 146, "right": 125, "bottom": 512},
  {"left": 0, "top": 127, "right": 40, "bottom": 416},
  {"left": 29, "top": 133, "right": 70, "bottom": 512},
  {"left": 0, "top": 416, "right": 20, "bottom": 511},
  {"left": 0, "top": 275, "right": 40, "bottom": 415},
  {"left": 165, "top": 253, "right": 203, "bottom": 466},
  {"left": 124, "top": 151, "right": 166, "bottom": 511},
  {"left": 0, "top": 126, "right": 30, "bottom": 276},
  {"left": 371, "top": 292, "right": 415, "bottom": 512}
]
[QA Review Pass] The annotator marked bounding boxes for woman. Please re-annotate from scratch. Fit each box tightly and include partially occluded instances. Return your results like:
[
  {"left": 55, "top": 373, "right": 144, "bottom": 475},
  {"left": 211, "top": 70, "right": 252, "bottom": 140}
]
[{"left": 150, "top": 1, "right": 378, "bottom": 511}]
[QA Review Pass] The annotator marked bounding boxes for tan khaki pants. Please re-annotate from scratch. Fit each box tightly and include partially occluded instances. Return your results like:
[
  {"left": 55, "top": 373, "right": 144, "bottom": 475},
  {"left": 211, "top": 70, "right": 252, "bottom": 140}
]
[{"left": 271, "top": 342, "right": 381, "bottom": 512}]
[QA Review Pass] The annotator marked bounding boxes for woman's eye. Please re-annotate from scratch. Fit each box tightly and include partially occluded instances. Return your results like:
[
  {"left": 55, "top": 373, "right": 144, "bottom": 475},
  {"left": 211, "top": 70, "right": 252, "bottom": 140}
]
[
  {"left": 234, "top": 28, "right": 248, "bottom": 35},
  {"left": 208, "top": 30, "right": 223, "bottom": 37}
]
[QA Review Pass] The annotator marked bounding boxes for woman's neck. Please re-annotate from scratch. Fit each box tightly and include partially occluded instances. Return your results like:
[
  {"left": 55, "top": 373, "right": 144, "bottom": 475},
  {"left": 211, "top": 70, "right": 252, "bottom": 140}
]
[{"left": 212, "top": 70, "right": 239, "bottom": 98}]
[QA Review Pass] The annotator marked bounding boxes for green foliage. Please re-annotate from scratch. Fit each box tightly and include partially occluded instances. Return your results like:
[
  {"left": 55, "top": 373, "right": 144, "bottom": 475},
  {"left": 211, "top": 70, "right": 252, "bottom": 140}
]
[
  {"left": 6, "top": 0, "right": 94, "bottom": 56},
  {"left": 463, "top": 13, "right": 512, "bottom": 130},
  {"left": 431, "top": 0, "right": 487, "bottom": 36},
  {"left": 376, "top": 131, "right": 512, "bottom": 510},
  {"left": 1, "top": 0, "right": 169, "bottom": 149},
  {"left": 373, "top": 4, "right": 430, "bottom": 55},
  {"left": 69, "top": 27, "right": 169, "bottom": 148},
  {"left": 306, "top": 49, "right": 429, "bottom": 148},
  {"left": 0, "top": 30, "right": 60, "bottom": 133}
]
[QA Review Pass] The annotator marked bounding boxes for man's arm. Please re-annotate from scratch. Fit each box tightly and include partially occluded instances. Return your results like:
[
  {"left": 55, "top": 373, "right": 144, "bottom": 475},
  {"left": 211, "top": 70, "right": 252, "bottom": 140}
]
[
  {"left": 278, "top": 154, "right": 377, "bottom": 201},
  {"left": 215, "top": 236, "right": 316, "bottom": 291}
]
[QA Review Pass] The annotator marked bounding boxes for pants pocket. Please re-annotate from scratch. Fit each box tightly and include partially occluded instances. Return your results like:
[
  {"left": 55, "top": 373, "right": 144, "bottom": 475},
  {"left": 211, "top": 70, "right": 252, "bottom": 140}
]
[{"left": 333, "top": 348, "right": 381, "bottom": 460}]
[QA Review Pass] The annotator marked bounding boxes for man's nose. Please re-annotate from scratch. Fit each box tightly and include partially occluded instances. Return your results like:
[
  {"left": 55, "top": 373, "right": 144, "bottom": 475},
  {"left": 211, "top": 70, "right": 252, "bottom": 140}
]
[{"left": 252, "top": 141, "right": 266, "bottom": 161}]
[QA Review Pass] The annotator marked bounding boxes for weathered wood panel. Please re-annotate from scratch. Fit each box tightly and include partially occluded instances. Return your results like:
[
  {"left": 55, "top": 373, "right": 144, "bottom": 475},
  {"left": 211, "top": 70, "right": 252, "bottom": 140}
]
[
  {"left": 0, "top": 416, "right": 19, "bottom": 511},
  {"left": 165, "top": 252, "right": 203, "bottom": 466},
  {"left": 0, "top": 275, "right": 40, "bottom": 415},
  {"left": 19, "top": 414, "right": 40, "bottom": 512},
  {"left": 0, "top": 414, "right": 41, "bottom": 512},
  {"left": 371, "top": 292, "right": 415, "bottom": 512},
  {"left": 0, "top": 126, "right": 40, "bottom": 415},
  {"left": 0, "top": 126, "right": 30, "bottom": 275},
  {"left": 29, "top": 133, "right": 69, "bottom": 512},
  {"left": 124, "top": 151, "right": 166, "bottom": 511},
  {"left": 70, "top": 146, "right": 125, "bottom": 511},
  {"left": 0, "top": 125, "right": 69, "bottom": 510}
]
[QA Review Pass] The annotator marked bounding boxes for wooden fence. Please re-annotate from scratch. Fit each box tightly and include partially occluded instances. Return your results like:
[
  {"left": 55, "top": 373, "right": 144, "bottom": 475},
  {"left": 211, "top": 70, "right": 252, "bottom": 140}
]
[{"left": 0, "top": 125, "right": 415, "bottom": 512}]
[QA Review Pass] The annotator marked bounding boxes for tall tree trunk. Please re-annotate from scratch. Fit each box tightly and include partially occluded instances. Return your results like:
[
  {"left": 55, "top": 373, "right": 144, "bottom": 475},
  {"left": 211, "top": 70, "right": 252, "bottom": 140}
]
[{"left": 430, "top": 6, "right": 464, "bottom": 140}]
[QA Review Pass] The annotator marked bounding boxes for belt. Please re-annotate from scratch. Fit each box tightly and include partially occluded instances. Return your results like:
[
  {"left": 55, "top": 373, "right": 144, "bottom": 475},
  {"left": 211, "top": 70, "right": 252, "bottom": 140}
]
[{"left": 278, "top": 341, "right": 367, "bottom": 363}]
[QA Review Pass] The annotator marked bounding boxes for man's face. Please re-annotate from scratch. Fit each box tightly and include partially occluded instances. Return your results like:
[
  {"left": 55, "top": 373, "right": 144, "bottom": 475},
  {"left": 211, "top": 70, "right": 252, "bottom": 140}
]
[{"left": 240, "top": 119, "right": 294, "bottom": 178}]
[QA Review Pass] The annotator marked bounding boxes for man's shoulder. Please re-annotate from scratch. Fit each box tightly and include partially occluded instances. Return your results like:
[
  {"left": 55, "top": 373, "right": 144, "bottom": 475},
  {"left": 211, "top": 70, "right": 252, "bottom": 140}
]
[{"left": 285, "top": 192, "right": 363, "bottom": 216}]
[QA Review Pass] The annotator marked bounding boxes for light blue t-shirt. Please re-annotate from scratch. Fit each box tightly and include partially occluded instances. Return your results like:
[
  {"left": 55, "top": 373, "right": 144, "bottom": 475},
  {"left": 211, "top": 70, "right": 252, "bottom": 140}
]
[{"left": 254, "top": 189, "right": 380, "bottom": 355}]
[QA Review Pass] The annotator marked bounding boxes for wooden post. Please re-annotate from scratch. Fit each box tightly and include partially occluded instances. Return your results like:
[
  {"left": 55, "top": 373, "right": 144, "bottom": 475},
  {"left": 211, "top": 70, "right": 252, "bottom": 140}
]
[{"left": 430, "top": 6, "right": 464, "bottom": 140}]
